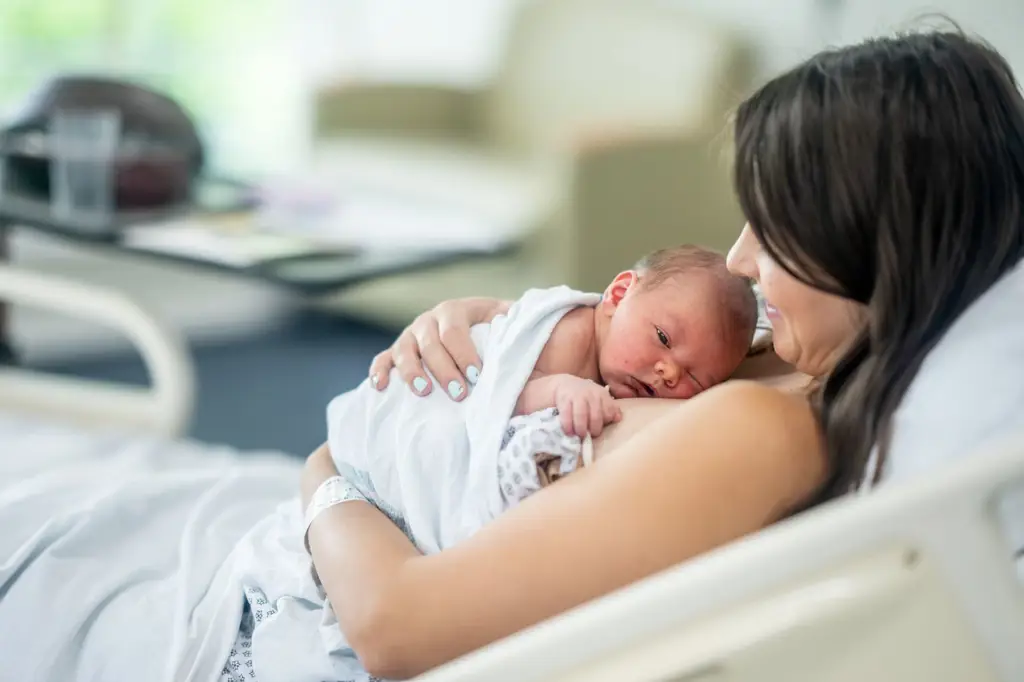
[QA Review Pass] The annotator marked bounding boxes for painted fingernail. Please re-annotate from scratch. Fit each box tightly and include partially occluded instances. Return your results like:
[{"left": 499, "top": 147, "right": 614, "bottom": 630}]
[
  {"left": 413, "top": 377, "right": 429, "bottom": 394},
  {"left": 447, "top": 380, "right": 464, "bottom": 399},
  {"left": 466, "top": 365, "right": 480, "bottom": 384},
  {"left": 371, "top": 374, "right": 379, "bottom": 388}
]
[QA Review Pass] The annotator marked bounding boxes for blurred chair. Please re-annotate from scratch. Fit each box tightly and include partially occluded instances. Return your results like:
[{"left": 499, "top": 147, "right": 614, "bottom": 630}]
[{"left": 312, "top": 0, "right": 754, "bottom": 324}]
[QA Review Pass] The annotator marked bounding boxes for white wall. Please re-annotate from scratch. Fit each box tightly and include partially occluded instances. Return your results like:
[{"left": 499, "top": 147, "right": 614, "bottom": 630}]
[
  {"left": 676, "top": 0, "right": 838, "bottom": 76},
  {"left": 297, "top": 0, "right": 521, "bottom": 86},
  {"left": 677, "top": 0, "right": 1024, "bottom": 80},
  {"left": 835, "top": 0, "right": 1024, "bottom": 77}
]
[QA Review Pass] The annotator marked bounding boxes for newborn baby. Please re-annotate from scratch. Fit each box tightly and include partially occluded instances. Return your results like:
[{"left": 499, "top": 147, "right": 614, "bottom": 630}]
[
  {"left": 517, "top": 245, "right": 757, "bottom": 429},
  {"left": 324, "top": 245, "right": 757, "bottom": 551},
  {"left": 498, "top": 245, "right": 757, "bottom": 504}
]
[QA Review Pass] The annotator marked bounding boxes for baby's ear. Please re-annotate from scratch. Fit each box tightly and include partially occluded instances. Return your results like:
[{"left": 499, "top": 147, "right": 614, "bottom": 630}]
[{"left": 603, "top": 270, "right": 638, "bottom": 307}]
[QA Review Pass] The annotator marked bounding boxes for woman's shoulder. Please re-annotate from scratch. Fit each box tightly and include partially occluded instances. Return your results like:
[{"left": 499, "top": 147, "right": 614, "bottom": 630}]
[
  {"left": 585, "top": 380, "right": 827, "bottom": 528},
  {"left": 701, "top": 380, "right": 821, "bottom": 447},
  {"left": 689, "top": 380, "right": 827, "bottom": 508},
  {"left": 605, "top": 381, "right": 827, "bottom": 507}
]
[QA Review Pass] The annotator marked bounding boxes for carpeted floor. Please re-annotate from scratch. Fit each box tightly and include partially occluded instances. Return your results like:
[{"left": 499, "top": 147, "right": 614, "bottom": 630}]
[{"left": 31, "top": 311, "right": 397, "bottom": 457}]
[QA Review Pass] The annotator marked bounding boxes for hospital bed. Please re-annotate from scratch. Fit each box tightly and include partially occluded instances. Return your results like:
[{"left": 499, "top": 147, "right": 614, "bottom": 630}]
[
  {"left": 415, "top": 439, "right": 1024, "bottom": 682},
  {"left": 0, "top": 263, "right": 195, "bottom": 437},
  {"left": 2, "top": 266, "right": 1022, "bottom": 681}
]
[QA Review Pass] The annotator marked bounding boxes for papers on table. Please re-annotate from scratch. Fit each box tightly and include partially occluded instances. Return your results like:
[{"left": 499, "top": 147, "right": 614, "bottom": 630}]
[
  {"left": 123, "top": 189, "right": 521, "bottom": 268},
  {"left": 256, "top": 190, "right": 522, "bottom": 253}
]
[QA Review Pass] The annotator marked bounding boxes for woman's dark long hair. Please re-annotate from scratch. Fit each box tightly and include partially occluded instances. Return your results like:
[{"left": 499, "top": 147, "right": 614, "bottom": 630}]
[{"left": 733, "top": 30, "right": 1024, "bottom": 496}]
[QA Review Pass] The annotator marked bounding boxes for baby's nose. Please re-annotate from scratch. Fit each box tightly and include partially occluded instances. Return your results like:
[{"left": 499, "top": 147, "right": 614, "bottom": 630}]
[{"left": 656, "top": 361, "right": 679, "bottom": 386}]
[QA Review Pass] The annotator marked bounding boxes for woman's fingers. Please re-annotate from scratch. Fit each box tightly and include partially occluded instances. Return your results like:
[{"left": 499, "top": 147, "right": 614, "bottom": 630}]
[
  {"left": 370, "top": 298, "right": 494, "bottom": 400},
  {"left": 419, "top": 302, "right": 483, "bottom": 401},
  {"left": 392, "top": 325, "right": 433, "bottom": 396},
  {"left": 368, "top": 349, "right": 395, "bottom": 390},
  {"left": 416, "top": 327, "right": 473, "bottom": 402},
  {"left": 437, "top": 321, "right": 483, "bottom": 387}
]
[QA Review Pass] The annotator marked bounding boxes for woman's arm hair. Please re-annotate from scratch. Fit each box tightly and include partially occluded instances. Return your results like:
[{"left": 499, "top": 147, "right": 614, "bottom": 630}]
[
  {"left": 306, "top": 381, "right": 827, "bottom": 679},
  {"left": 368, "top": 297, "right": 512, "bottom": 399}
]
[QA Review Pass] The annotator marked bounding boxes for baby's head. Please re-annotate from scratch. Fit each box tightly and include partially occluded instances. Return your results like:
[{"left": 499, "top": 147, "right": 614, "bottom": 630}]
[{"left": 595, "top": 245, "right": 757, "bottom": 399}]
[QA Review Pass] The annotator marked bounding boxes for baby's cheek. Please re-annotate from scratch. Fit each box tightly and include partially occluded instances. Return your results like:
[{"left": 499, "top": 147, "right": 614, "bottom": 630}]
[
  {"left": 611, "top": 349, "right": 643, "bottom": 374},
  {"left": 603, "top": 330, "right": 647, "bottom": 374}
]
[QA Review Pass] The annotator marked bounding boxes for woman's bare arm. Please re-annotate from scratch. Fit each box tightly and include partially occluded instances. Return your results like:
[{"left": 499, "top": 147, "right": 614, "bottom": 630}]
[
  {"left": 301, "top": 445, "right": 424, "bottom": 655},
  {"left": 305, "top": 382, "right": 826, "bottom": 679}
]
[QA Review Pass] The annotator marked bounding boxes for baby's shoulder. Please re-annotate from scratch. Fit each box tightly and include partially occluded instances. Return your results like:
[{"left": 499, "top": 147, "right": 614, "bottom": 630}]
[
  {"left": 549, "top": 306, "right": 595, "bottom": 341},
  {"left": 533, "top": 306, "right": 596, "bottom": 375}
]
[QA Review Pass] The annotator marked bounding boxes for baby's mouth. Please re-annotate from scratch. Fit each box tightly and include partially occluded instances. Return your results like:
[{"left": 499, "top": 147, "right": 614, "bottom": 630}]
[{"left": 631, "top": 376, "right": 656, "bottom": 397}]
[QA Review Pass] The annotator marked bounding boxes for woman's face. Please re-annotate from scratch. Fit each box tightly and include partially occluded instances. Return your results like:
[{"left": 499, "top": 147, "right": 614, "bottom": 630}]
[{"left": 727, "top": 224, "right": 866, "bottom": 376}]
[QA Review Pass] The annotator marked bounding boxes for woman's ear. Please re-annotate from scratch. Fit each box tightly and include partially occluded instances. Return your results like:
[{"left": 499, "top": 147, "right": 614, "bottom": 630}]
[{"left": 602, "top": 271, "right": 639, "bottom": 308}]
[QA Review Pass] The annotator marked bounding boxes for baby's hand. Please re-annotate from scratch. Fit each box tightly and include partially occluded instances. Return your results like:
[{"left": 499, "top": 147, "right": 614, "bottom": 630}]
[{"left": 552, "top": 376, "right": 622, "bottom": 438}]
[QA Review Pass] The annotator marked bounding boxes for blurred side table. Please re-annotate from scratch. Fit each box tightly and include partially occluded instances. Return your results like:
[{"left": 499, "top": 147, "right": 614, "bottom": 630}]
[{"left": 0, "top": 189, "right": 518, "bottom": 360}]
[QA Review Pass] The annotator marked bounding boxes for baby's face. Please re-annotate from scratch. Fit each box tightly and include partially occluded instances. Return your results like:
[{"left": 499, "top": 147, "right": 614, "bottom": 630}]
[{"left": 598, "top": 275, "right": 748, "bottom": 400}]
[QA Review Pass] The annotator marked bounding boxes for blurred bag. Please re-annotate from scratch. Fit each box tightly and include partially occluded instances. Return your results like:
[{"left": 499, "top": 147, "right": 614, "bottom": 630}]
[{"left": 0, "top": 75, "right": 205, "bottom": 209}]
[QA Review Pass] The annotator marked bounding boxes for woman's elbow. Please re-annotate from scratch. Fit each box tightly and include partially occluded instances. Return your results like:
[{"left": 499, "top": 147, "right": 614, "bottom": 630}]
[
  {"left": 346, "top": 594, "right": 432, "bottom": 679},
  {"left": 355, "top": 641, "right": 422, "bottom": 680},
  {"left": 351, "top": 629, "right": 430, "bottom": 680}
]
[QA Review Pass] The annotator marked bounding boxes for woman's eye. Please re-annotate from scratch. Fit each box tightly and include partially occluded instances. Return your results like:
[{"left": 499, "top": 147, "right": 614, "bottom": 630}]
[{"left": 655, "top": 327, "right": 669, "bottom": 347}]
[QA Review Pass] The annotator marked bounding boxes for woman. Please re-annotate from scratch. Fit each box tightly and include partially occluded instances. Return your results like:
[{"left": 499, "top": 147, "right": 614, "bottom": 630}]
[
  {"left": 302, "top": 30, "right": 1024, "bottom": 679},
  {"left": 3, "top": 29, "right": 1022, "bottom": 682}
]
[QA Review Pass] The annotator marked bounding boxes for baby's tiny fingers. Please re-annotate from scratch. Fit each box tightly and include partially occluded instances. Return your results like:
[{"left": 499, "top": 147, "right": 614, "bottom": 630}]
[
  {"left": 572, "top": 400, "right": 590, "bottom": 438},
  {"left": 588, "top": 399, "right": 605, "bottom": 437},
  {"left": 557, "top": 404, "right": 575, "bottom": 436}
]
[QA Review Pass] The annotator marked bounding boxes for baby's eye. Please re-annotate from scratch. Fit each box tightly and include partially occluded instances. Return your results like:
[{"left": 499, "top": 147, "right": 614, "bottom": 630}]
[{"left": 655, "top": 326, "right": 670, "bottom": 347}]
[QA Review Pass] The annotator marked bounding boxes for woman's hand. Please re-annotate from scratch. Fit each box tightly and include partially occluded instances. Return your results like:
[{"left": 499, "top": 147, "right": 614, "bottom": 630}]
[{"left": 369, "top": 297, "right": 511, "bottom": 401}]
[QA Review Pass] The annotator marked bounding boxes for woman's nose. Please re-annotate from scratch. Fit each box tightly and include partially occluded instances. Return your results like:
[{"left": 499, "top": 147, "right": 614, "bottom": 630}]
[{"left": 726, "top": 224, "right": 758, "bottom": 280}]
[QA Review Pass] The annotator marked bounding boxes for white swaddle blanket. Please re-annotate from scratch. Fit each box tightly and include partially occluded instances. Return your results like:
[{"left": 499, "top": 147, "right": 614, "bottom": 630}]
[{"left": 326, "top": 285, "right": 601, "bottom": 553}]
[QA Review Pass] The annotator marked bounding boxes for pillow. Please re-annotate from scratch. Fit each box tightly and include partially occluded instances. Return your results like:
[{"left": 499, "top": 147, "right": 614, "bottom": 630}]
[{"left": 874, "top": 258, "right": 1024, "bottom": 572}]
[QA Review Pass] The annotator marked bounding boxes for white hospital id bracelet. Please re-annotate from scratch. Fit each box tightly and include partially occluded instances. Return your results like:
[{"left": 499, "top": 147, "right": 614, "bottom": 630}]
[{"left": 303, "top": 475, "right": 368, "bottom": 554}]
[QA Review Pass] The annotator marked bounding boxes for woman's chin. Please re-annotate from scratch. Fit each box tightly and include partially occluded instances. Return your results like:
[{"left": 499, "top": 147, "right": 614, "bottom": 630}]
[{"left": 770, "top": 337, "right": 800, "bottom": 368}]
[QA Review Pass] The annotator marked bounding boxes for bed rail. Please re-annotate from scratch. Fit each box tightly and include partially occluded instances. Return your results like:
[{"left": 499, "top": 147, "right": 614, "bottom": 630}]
[
  {"left": 0, "top": 264, "right": 195, "bottom": 437},
  {"left": 415, "top": 436, "right": 1024, "bottom": 682}
]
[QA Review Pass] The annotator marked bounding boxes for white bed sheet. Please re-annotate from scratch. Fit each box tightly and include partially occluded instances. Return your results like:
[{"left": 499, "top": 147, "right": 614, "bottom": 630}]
[{"left": 0, "top": 411, "right": 302, "bottom": 682}]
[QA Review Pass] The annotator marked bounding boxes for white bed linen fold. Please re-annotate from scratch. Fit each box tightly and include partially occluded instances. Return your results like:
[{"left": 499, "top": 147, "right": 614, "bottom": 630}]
[{"left": 0, "top": 413, "right": 298, "bottom": 682}]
